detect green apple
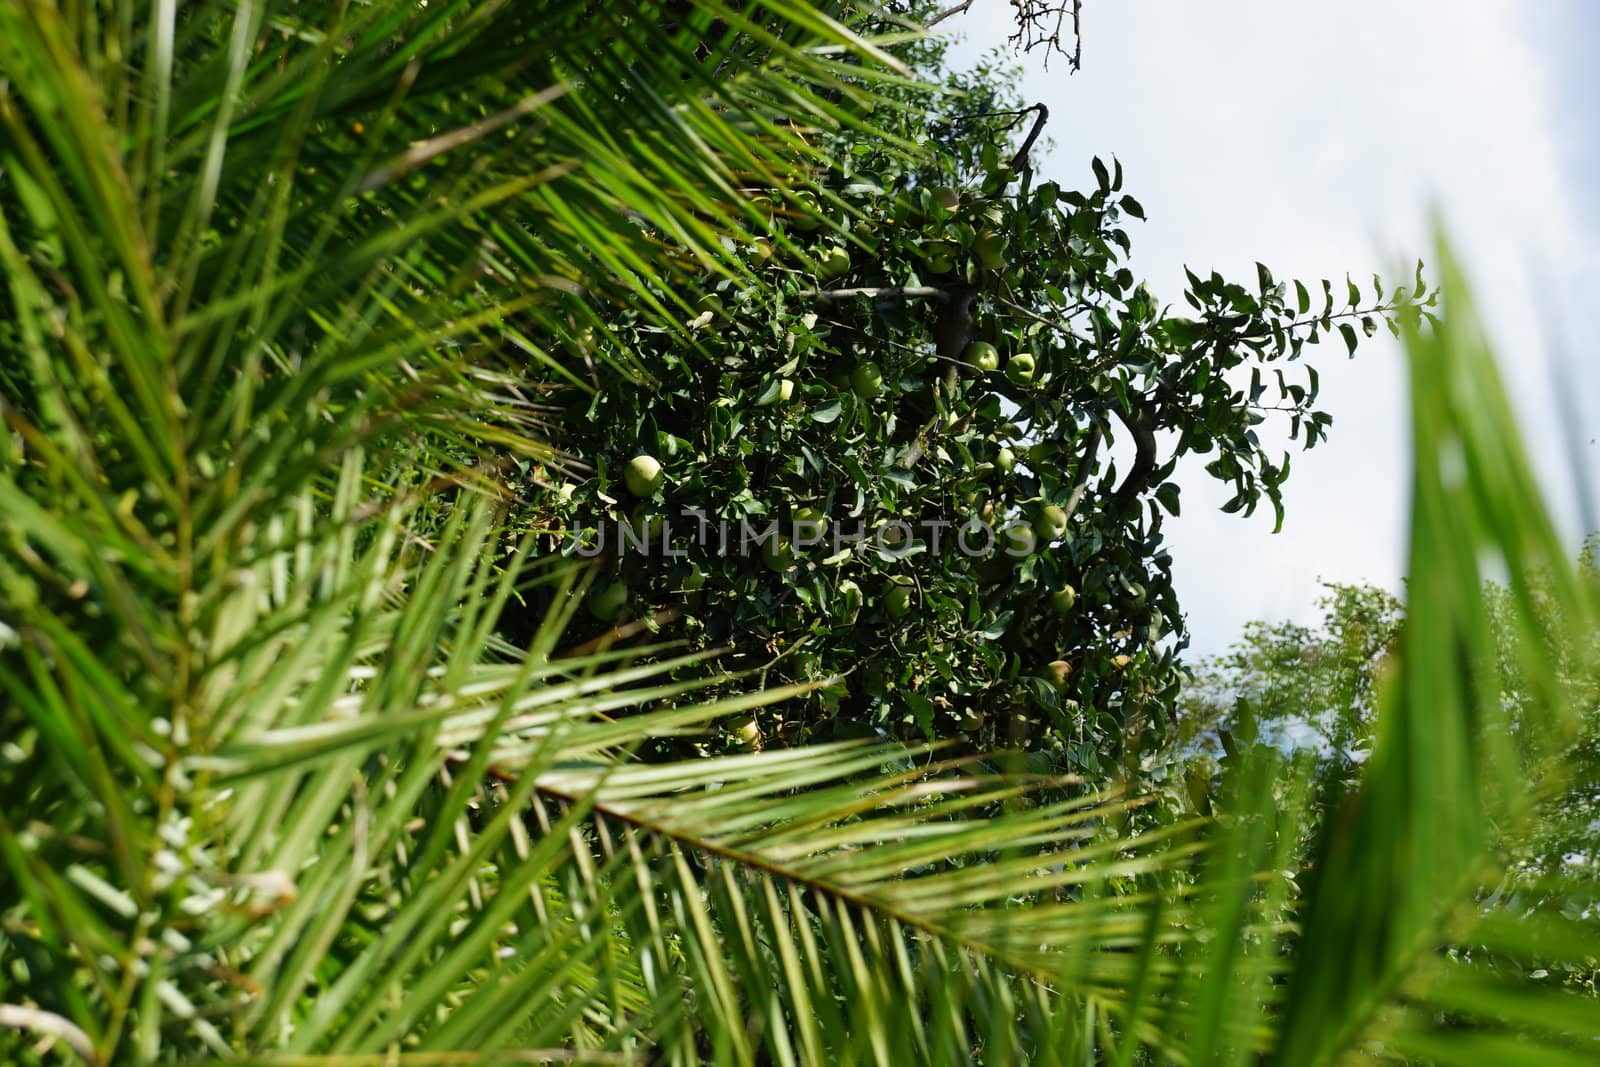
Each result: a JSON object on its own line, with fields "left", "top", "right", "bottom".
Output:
{"left": 994, "top": 447, "right": 1016, "bottom": 474}
{"left": 1126, "top": 582, "right": 1147, "bottom": 608}
{"left": 1049, "top": 585, "right": 1078, "bottom": 615}
{"left": 962, "top": 341, "right": 1000, "bottom": 372}
{"left": 628, "top": 506, "right": 665, "bottom": 542}
{"left": 761, "top": 537, "right": 796, "bottom": 573}
{"left": 817, "top": 243, "right": 851, "bottom": 281}
{"left": 884, "top": 581, "right": 913, "bottom": 618}
{"left": 1027, "top": 442, "right": 1055, "bottom": 467}
{"left": 622, "top": 453, "right": 663, "bottom": 497}
{"left": 793, "top": 506, "right": 829, "bottom": 540}
{"left": 1032, "top": 505, "right": 1069, "bottom": 542}
{"left": 791, "top": 192, "right": 823, "bottom": 231}
{"left": 923, "top": 239, "right": 956, "bottom": 274}
{"left": 587, "top": 581, "right": 629, "bottom": 622}
{"left": 791, "top": 650, "right": 822, "bottom": 677}
{"left": 929, "top": 185, "right": 961, "bottom": 210}
{"left": 1001, "top": 522, "right": 1035, "bottom": 557}
{"left": 850, "top": 361, "right": 885, "bottom": 399}
{"left": 681, "top": 563, "right": 708, "bottom": 591}
{"left": 1041, "top": 659, "right": 1073, "bottom": 691}
{"left": 1004, "top": 353, "right": 1036, "bottom": 386}
{"left": 974, "top": 230, "right": 1009, "bottom": 269}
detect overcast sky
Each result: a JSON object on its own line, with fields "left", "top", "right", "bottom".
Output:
{"left": 945, "top": 0, "right": 1600, "bottom": 655}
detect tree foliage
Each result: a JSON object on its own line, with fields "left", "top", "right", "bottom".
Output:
{"left": 1180, "top": 582, "right": 1405, "bottom": 770}
{"left": 526, "top": 32, "right": 1431, "bottom": 767}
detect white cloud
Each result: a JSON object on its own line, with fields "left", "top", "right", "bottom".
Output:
{"left": 947, "top": 0, "right": 1600, "bottom": 653}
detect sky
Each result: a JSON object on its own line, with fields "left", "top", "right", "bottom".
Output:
{"left": 944, "top": 0, "right": 1600, "bottom": 655}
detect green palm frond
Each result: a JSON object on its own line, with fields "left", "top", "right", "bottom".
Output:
{"left": 0, "top": 2, "right": 948, "bottom": 1061}
{"left": 1262, "top": 247, "right": 1600, "bottom": 1066}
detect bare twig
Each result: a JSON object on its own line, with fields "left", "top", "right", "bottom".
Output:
{"left": 1008, "top": 0, "right": 1084, "bottom": 71}
{"left": 992, "top": 295, "right": 1092, "bottom": 346}
{"left": 925, "top": 0, "right": 977, "bottom": 28}
{"left": 898, "top": 363, "right": 965, "bottom": 471}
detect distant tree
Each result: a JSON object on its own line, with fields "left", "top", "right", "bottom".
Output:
{"left": 1180, "top": 545, "right": 1600, "bottom": 868}
{"left": 1179, "top": 582, "right": 1404, "bottom": 770}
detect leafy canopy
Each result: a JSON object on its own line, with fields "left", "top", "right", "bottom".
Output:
{"left": 530, "top": 34, "right": 1431, "bottom": 767}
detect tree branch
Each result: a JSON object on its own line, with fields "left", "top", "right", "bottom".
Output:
{"left": 898, "top": 363, "right": 964, "bottom": 471}
{"left": 925, "top": 0, "right": 977, "bottom": 28}
{"left": 1111, "top": 407, "right": 1157, "bottom": 511}
{"left": 1009, "top": 104, "right": 1050, "bottom": 173}
{"left": 901, "top": 285, "right": 979, "bottom": 470}
{"left": 801, "top": 286, "right": 950, "bottom": 303}
{"left": 1060, "top": 425, "right": 1103, "bottom": 525}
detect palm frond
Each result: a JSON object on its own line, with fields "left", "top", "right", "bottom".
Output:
{"left": 1264, "top": 245, "right": 1599, "bottom": 1066}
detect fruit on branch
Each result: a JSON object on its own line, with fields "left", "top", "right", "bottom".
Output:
{"left": 1041, "top": 659, "right": 1073, "bottom": 691}
{"left": 975, "top": 230, "right": 1009, "bottom": 269}
{"left": 1004, "top": 352, "right": 1036, "bottom": 386}
{"left": 963, "top": 340, "right": 1000, "bottom": 372}
{"left": 923, "top": 239, "right": 957, "bottom": 274}
{"left": 1032, "top": 505, "right": 1069, "bottom": 543}
{"left": 850, "top": 361, "right": 885, "bottom": 399}
{"left": 588, "top": 581, "right": 630, "bottom": 622}
{"left": 817, "top": 243, "right": 851, "bottom": 281}
{"left": 762, "top": 537, "right": 797, "bottom": 574}
{"left": 623, "top": 454, "right": 664, "bottom": 497}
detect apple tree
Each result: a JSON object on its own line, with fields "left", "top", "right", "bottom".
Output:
{"left": 515, "top": 42, "right": 1430, "bottom": 771}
